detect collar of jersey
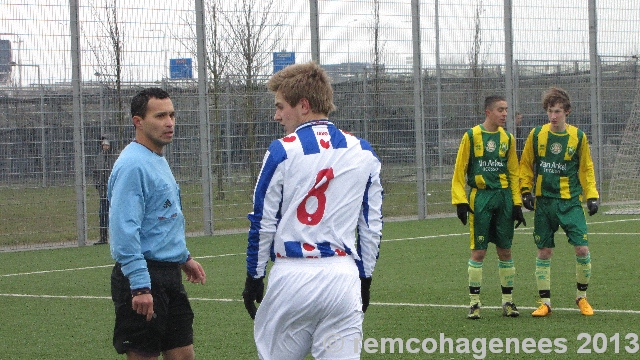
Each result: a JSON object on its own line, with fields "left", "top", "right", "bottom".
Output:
{"left": 295, "top": 119, "right": 333, "bottom": 131}
{"left": 132, "top": 140, "right": 164, "bottom": 157}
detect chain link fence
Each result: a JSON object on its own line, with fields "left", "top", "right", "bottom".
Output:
{"left": 1, "top": 0, "right": 638, "bottom": 249}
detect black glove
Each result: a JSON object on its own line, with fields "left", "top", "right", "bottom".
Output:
{"left": 587, "top": 198, "right": 598, "bottom": 216}
{"left": 512, "top": 205, "right": 526, "bottom": 229}
{"left": 242, "top": 274, "right": 264, "bottom": 320}
{"left": 522, "top": 193, "right": 535, "bottom": 211}
{"left": 360, "top": 277, "right": 372, "bottom": 313}
{"left": 456, "top": 203, "right": 474, "bottom": 225}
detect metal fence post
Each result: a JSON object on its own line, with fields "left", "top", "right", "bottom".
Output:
{"left": 195, "top": 0, "right": 213, "bottom": 235}
{"left": 589, "top": 0, "right": 603, "bottom": 189}
{"left": 69, "top": 0, "right": 87, "bottom": 246}
{"left": 411, "top": 0, "right": 426, "bottom": 218}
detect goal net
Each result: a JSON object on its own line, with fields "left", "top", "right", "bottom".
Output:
{"left": 605, "top": 77, "right": 640, "bottom": 215}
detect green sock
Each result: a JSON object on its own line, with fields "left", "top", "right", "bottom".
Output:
{"left": 468, "top": 260, "right": 483, "bottom": 306}
{"left": 536, "top": 258, "right": 551, "bottom": 305}
{"left": 499, "top": 259, "right": 515, "bottom": 304}
{"left": 576, "top": 253, "right": 591, "bottom": 299}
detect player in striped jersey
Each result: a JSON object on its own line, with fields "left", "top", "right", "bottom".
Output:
{"left": 520, "top": 87, "right": 599, "bottom": 317}
{"left": 452, "top": 95, "right": 526, "bottom": 319}
{"left": 242, "top": 61, "right": 383, "bottom": 359}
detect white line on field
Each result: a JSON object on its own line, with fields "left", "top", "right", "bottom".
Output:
{"left": 1, "top": 293, "right": 111, "bottom": 299}
{"left": 381, "top": 233, "right": 469, "bottom": 242}
{"left": 3, "top": 220, "right": 640, "bottom": 277}
{"left": 1, "top": 293, "right": 639, "bottom": 314}
{"left": 194, "top": 253, "right": 244, "bottom": 260}
{"left": 369, "top": 302, "right": 640, "bottom": 314}
{"left": 0, "top": 264, "right": 114, "bottom": 277}
{"left": 0, "top": 234, "right": 482, "bottom": 277}
{"left": 588, "top": 218, "right": 640, "bottom": 225}
{"left": 0, "top": 253, "right": 244, "bottom": 277}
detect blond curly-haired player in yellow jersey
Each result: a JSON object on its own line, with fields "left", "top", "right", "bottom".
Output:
{"left": 520, "top": 87, "right": 599, "bottom": 317}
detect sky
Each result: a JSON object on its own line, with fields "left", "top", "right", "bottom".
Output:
{"left": 1, "top": 0, "right": 638, "bottom": 84}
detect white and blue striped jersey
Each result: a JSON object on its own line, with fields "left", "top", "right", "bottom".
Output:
{"left": 247, "top": 120, "right": 384, "bottom": 279}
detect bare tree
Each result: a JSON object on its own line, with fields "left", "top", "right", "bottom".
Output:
{"left": 469, "top": 0, "right": 485, "bottom": 116}
{"left": 371, "top": 0, "right": 385, "bottom": 88}
{"left": 86, "top": 0, "right": 126, "bottom": 145}
{"left": 223, "top": 0, "right": 281, "bottom": 181}
{"left": 205, "top": 0, "right": 230, "bottom": 200}
{"left": 172, "top": 0, "right": 231, "bottom": 199}
{"left": 369, "top": 0, "right": 386, "bottom": 153}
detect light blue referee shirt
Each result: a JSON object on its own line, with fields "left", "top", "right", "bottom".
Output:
{"left": 108, "top": 141, "right": 190, "bottom": 291}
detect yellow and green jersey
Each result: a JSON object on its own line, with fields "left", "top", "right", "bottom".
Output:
{"left": 451, "top": 125, "right": 521, "bottom": 206}
{"left": 519, "top": 123, "right": 599, "bottom": 200}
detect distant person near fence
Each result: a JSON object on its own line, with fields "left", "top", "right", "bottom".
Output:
{"left": 93, "top": 134, "right": 115, "bottom": 245}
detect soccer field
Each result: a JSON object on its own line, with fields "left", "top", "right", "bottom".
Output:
{"left": 1, "top": 214, "right": 639, "bottom": 359}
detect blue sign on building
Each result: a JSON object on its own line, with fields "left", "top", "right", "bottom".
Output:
{"left": 273, "top": 52, "right": 295, "bottom": 73}
{"left": 170, "top": 58, "right": 193, "bottom": 79}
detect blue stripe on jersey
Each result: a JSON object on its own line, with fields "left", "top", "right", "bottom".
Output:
{"left": 246, "top": 140, "right": 287, "bottom": 277}
{"left": 355, "top": 174, "right": 378, "bottom": 278}
{"left": 362, "top": 175, "right": 373, "bottom": 226}
{"left": 316, "top": 241, "right": 335, "bottom": 257}
{"left": 355, "top": 178, "right": 370, "bottom": 277}
{"left": 254, "top": 140, "right": 287, "bottom": 213}
{"left": 284, "top": 241, "right": 303, "bottom": 257}
{"left": 343, "top": 242, "right": 353, "bottom": 255}
{"left": 283, "top": 241, "right": 337, "bottom": 257}
{"left": 298, "top": 126, "right": 320, "bottom": 155}
{"left": 328, "top": 125, "right": 347, "bottom": 148}
{"left": 246, "top": 213, "right": 262, "bottom": 276}
{"left": 359, "top": 138, "right": 380, "bottom": 160}
{"left": 355, "top": 230, "right": 365, "bottom": 277}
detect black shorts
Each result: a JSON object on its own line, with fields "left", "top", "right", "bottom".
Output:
{"left": 111, "top": 260, "right": 194, "bottom": 356}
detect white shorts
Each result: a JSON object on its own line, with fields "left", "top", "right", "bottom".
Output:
{"left": 254, "top": 256, "right": 364, "bottom": 360}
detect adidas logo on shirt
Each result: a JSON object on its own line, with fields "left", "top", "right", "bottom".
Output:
{"left": 163, "top": 199, "right": 172, "bottom": 208}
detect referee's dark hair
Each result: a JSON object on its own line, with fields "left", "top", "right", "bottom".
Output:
{"left": 131, "top": 87, "right": 171, "bottom": 118}
{"left": 484, "top": 95, "right": 506, "bottom": 111}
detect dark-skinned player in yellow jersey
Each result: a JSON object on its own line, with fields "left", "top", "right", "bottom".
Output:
{"left": 452, "top": 95, "right": 526, "bottom": 319}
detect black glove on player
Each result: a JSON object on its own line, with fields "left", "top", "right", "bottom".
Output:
{"left": 360, "top": 277, "right": 372, "bottom": 313}
{"left": 522, "top": 193, "right": 535, "bottom": 211}
{"left": 512, "top": 205, "right": 527, "bottom": 229}
{"left": 242, "top": 274, "right": 264, "bottom": 320}
{"left": 456, "top": 203, "right": 474, "bottom": 225}
{"left": 587, "top": 198, "right": 598, "bottom": 216}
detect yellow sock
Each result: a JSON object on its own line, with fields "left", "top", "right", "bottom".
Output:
{"left": 499, "top": 259, "right": 515, "bottom": 304}
{"left": 536, "top": 258, "right": 551, "bottom": 305}
{"left": 576, "top": 253, "right": 591, "bottom": 299}
{"left": 468, "top": 260, "right": 483, "bottom": 306}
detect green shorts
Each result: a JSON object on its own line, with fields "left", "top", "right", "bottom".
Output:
{"left": 469, "top": 188, "right": 514, "bottom": 250}
{"left": 532, "top": 197, "right": 589, "bottom": 249}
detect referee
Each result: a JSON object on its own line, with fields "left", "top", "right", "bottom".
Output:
{"left": 108, "top": 88, "right": 206, "bottom": 359}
